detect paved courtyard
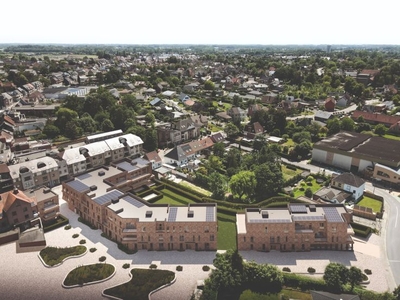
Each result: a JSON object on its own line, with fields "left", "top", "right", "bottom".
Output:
{"left": 0, "top": 185, "right": 395, "bottom": 300}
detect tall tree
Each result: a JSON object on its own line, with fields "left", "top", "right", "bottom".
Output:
{"left": 348, "top": 266, "right": 363, "bottom": 291}
{"left": 229, "top": 170, "right": 256, "bottom": 201}
{"left": 209, "top": 172, "right": 226, "bottom": 200}
{"left": 323, "top": 262, "right": 349, "bottom": 292}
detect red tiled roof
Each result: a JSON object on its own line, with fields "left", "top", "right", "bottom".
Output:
{"left": 0, "top": 190, "right": 35, "bottom": 212}
{"left": 352, "top": 111, "right": 400, "bottom": 126}
{"left": 3, "top": 115, "right": 15, "bottom": 126}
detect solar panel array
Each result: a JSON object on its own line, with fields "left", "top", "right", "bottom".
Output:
{"left": 290, "top": 205, "right": 308, "bottom": 213}
{"left": 206, "top": 206, "right": 215, "bottom": 222}
{"left": 323, "top": 207, "right": 344, "bottom": 223}
{"left": 168, "top": 207, "right": 178, "bottom": 222}
{"left": 93, "top": 190, "right": 123, "bottom": 205}
{"left": 123, "top": 195, "right": 145, "bottom": 208}
{"left": 249, "top": 219, "right": 291, "bottom": 223}
{"left": 292, "top": 215, "right": 325, "bottom": 221}
{"left": 66, "top": 180, "right": 89, "bottom": 193}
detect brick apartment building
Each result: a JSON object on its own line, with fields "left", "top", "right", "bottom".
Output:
{"left": 236, "top": 203, "right": 354, "bottom": 252}
{"left": 62, "top": 157, "right": 217, "bottom": 251}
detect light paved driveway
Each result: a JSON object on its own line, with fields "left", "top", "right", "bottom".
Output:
{"left": 0, "top": 185, "right": 395, "bottom": 300}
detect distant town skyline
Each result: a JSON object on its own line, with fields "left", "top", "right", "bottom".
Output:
{"left": 3, "top": 0, "right": 400, "bottom": 45}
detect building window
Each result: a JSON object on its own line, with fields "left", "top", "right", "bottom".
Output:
{"left": 23, "top": 207, "right": 28, "bottom": 212}
{"left": 12, "top": 211, "right": 17, "bottom": 216}
{"left": 320, "top": 223, "right": 324, "bottom": 229}
{"left": 250, "top": 236, "right": 254, "bottom": 243}
{"left": 210, "top": 235, "right": 214, "bottom": 241}
{"left": 25, "top": 214, "right": 29, "bottom": 219}
{"left": 179, "top": 235, "right": 184, "bottom": 241}
{"left": 270, "top": 237, "right": 275, "bottom": 243}
{"left": 243, "top": 237, "right": 246, "bottom": 242}
{"left": 265, "top": 227, "right": 268, "bottom": 233}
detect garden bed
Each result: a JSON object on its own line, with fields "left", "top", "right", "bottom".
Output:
{"left": 63, "top": 263, "right": 115, "bottom": 287}
{"left": 103, "top": 268, "right": 175, "bottom": 300}
{"left": 39, "top": 245, "right": 87, "bottom": 267}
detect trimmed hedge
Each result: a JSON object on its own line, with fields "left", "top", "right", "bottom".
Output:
{"left": 283, "top": 272, "right": 326, "bottom": 291}
{"left": 159, "top": 178, "right": 207, "bottom": 199}
{"left": 43, "top": 214, "right": 69, "bottom": 233}
{"left": 350, "top": 222, "right": 372, "bottom": 238}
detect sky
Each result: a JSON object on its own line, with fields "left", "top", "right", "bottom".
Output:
{"left": 2, "top": 0, "right": 400, "bottom": 45}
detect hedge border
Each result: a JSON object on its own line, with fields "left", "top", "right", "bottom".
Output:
{"left": 43, "top": 214, "right": 69, "bottom": 233}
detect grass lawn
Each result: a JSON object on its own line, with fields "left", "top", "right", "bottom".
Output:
{"left": 217, "top": 212, "right": 237, "bottom": 250}
{"left": 383, "top": 134, "right": 400, "bottom": 141}
{"left": 153, "top": 188, "right": 196, "bottom": 206}
{"left": 208, "top": 123, "right": 224, "bottom": 132}
{"left": 239, "top": 289, "right": 312, "bottom": 300}
{"left": 293, "top": 179, "right": 322, "bottom": 198}
{"left": 281, "top": 165, "right": 303, "bottom": 181}
{"left": 103, "top": 269, "right": 175, "bottom": 300}
{"left": 357, "top": 196, "right": 383, "bottom": 213}
{"left": 179, "top": 181, "right": 212, "bottom": 197}
{"left": 40, "top": 246, "right": 86, "bottom": 266}
{"left": 63, "top": 263, "right": 115, "bottom": 286}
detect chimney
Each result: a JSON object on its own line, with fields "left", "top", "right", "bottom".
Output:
{"left": 13, "top": 187, "right": 18, "bottom": 194}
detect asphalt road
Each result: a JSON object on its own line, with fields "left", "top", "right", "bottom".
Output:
{"left": 368, "top": 183, "right": 400, "bottom": 286}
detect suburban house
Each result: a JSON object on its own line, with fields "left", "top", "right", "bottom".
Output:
{"left": 178, "top": 93, "right": 190, "bottom": 103}
{"left": 0, "top": 188, "right": 37, "bottom": 232}
{"left": 314, "top": 111, "right": 334, "bottom": 123}
{"left": 236, "top": 203, "right": 354, "bottom": 252}
{"left": 312, "top": 131, "right": 400, "bottom": 172}
{"left": 331, "top": 173, "right": 365, "bottom": 201}
{"left": 227, "top": 107, "right": 247, "bottom": 122}
{"left": 336, "top": 94, "right": 352, "bottom": 107}
{"left": 324, "top": 97, "right": 336, "bottom": 112}
{"left": 144, "top": 151, "right": 163, "bottom": 170}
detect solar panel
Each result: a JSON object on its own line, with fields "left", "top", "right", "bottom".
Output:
{"left": 249, "top": 219, "right": 291, "bottom": 223}
{"left": 94, "top": 190, "right": 123, "bottom": 205}
{"left": 292, "top": 215, "right": 325, "bottom": 221}
{"left": 206, "top": 206, "right": 215, "bottom": 222}
{"left": 290, "top": 204, "right": 308, "bottom": 213}
{"left": 168, "top": 207, "right": 178, "bottom": 222}
{"left": 117, "top": 161, "right": 137, "bottom": 172}
{"left": 123, "top": 195, "right": 145, "bottom": 208}
{"left": 66, "top": 180, "right": 89, "bottom": 193}
{"left": 323, "top": 207, "right": 344, "bottom": 223}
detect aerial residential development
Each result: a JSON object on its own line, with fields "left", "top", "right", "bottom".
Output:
{"left": 1, "top": 42, "right": 400, "bottom": 300}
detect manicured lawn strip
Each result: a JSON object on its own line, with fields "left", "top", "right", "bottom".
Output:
{"left": 154, "top": 188, "right": 196, "bottom": 205}
{"left": 281, "top": 165, "right": 303, "bottom": 181}
{"left": 383, "top": 134, "right": 400, "bottom": 141}
{"left": 293, "top": 179, "right": 322, "bottom": 198}
{"left": 63, "top": 263, "right": 115, "bottom": 286}
{"left": 240, "top": 289, "right": 312, "bottom": 300}
{"left": 179, "top": 181, "right": 212, "bottom": 197}
{"left": 40, "top": 246, "right": 86, "bottom": 266}
{"left": 357, "top": 196, "right": 382, "bottom": 213}
{"left": 103, "top": 269, "right": 175, "bottom": 300}
{"left": 217, "top": 212, "right": 237, "bottom": 250}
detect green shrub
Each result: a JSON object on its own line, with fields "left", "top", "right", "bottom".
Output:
{"left": 306, "top": 175, "right": 314, "bottom": 182}
{"left": 283, "top": 273, "right": 326, "bottom": 291}
{"left": 64, "top": 225, "right": 71, "bottom": 230}
{"left": 202, "top": 265, "right": 210, "bottom": 272}
{"left": 308, "top": 267, "right": 316, "bottom": 273}
{"left": 90, "top": 248, "right": 97, "bottom": 253}
{"left": 72, "top": 233, "right": 79, "bottom": 238}
{"left": 99, "top": 256, "right": 107, "bottom": 262}
{"left": 176, "top": 265, "right": 183, "bottom": 271}
{"left": 123, "top": 263, "right": 130, "bottom": 269}
{"left": 43, "top": 214, "right": 69, "bottom": 233}
{"left": 149, "top": 264, "right": 158, "bottom": 269}
{"left": 299, "top": 187, "right": 305, "bottom": 192}
{"left": 282, "top": 267, "right": 291, "bottom": 272}
{"left": 79, "top": 239, "right": 86, "bottom": 244}
{"left": 40, "top": 246, "right": 86, "bottom": 266}
{"left": 63, "top": 263, "right": 115, "bottom": 286}
{"left": 78, "top": 217, "right": 97, "bottom": 230}
{"left": 361, "top": 273, "right": 368, "bottom": 281}
{"left": 364, "top": 269, "right": 372, "bottom": 275}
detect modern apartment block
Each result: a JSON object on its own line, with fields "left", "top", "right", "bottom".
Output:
{"left": 62, "top": 157, "right": 218, "bottom": 251}
{"left": 30, "top": 187, "right": 59, "bottom": 223}
{"left": 236, "top": 203, "right": 354, "bottom": 252}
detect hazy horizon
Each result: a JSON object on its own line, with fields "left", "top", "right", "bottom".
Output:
{"left": 4, "top": 0, "right": 400, "bottom": 45}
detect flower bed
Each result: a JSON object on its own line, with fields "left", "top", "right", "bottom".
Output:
{"left": 63, "top": 263, "right": 115, "bottom": 287}
{"left": 39, "top": 246, "right": 87, "bottom": 267}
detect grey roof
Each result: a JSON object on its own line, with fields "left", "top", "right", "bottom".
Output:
{"left": 333, "top": 172, "right": 365, "bottom": 187}
{"left": 314, "top": 110, "right": 333, "bottom": 120}
{"left": 323, "top": 206, "right": 344, "bottom": 223}
{"left": 164, "top": 147, "right": 187, "bottom": 161}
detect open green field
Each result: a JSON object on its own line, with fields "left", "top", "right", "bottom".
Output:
{"left": 239, "top": 289, "right": 312, "bottom": 300}
{"left": 357, "top": 196, "right": 383, "bottom": 213}
{"left": 293, "top": 179, "right": 322, "bottom": 198}
{"left": 153, "top": 186, "right": 237, "bottom": 250}
{"left": 281, "top": 165, "right": 303, "bottom": 181}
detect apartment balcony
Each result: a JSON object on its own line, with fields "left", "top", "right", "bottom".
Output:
{"left": 42, "top": 211, "right": 57, "bottom": 220}
{"left": 314, "top": 237, "right": 328, "bottom": 242}
{"left": 295, "top": 227, "right": 313, "bottom": 233}
{"left": 122, "top": 236, "right": 137, "bottom": 242}
{"left": 43, "top": 203, "right": 58, "bottom": 213}
{"left": 123, "top": 228, "right": 137, "bottom": 233}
